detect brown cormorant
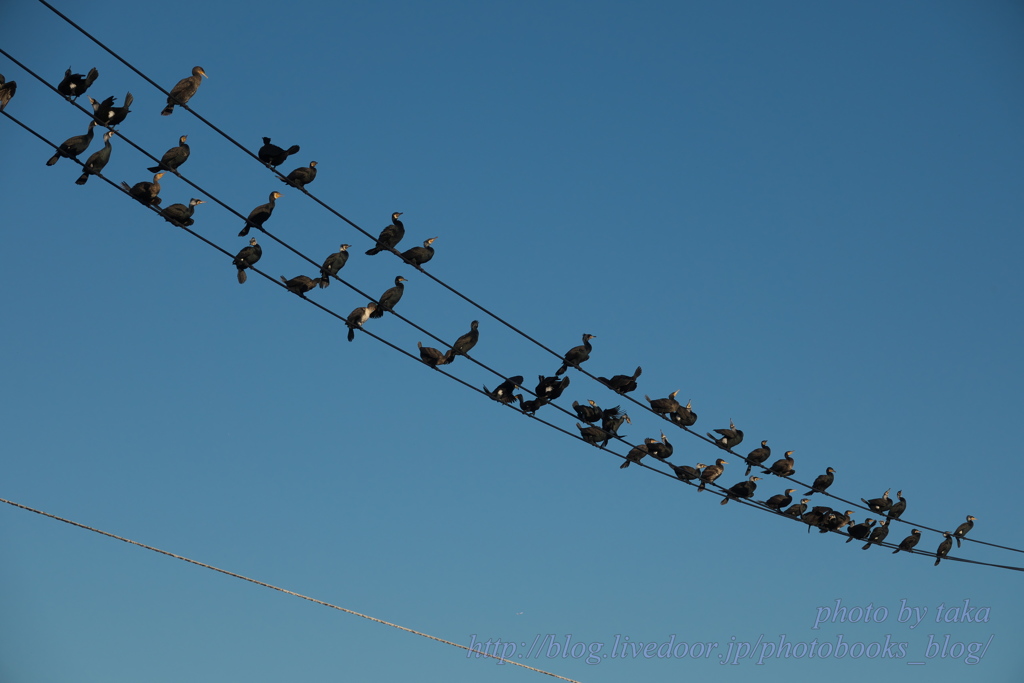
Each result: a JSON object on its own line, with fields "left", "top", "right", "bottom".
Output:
{"left": 645, "top": 390, "right": 681, "bottom": 417}
{"left": 281, "top": 161, "right": 317, "bottom": 190}
{"left": 572, "top": 400, "right": 601, "bottom": 423}
{"left": 485, "top": 376, "right": 523, "bottom": 404}
{"left": 845, "top": 519, "right": 875, "bottom": 543}
{"left": 598, "top": 366, "right": 642, "bottom": 395}
{"left": 280, "top": 274, "right": 322, "bottom": 296}
{"left": 161, "top": 66, "right": 207, "bottom": 115}
{"left": 75, "top": 130, "right": 114, "bottom": 185}
{"left": 536, "top": 375, "right": 570, "bottom": 401}
{"left": 258, "top": 137, "right": 300, "bottom": 168}
{"left": 708, "top": 420, "right": 744, "bottom": 450}
{"left": 576, "top": 423, "right": 611, "bottom": 448}
{"left": 763, "top": 488, "right": 796, "bottom": 511}
{"left": 161, "top": 198, "right": 205, "bottom": 228}
{"left": 369, "top": 276, "right": 407, "bottom": 318}
{"left": 953, "top": 515, "right": 976, "bottom": 548}
{"left": 232, "top": 237, "right": 261, "bottom": 283}
{"left": 934, "top": 532, "right": 953, "bottom": 566}
{"left": 783, "top": 498, "right": 810, "bottom": 519}
{"left": 88, "top": 92, "right": 132, "bottom": 127}
{"left": 366, "top": 212, "right": 406, "bottom": 255}
{"left": 148, "top": 135, "right": 190, "bottom": 175}
{"left": 120, "top": 172, "right": 165, "bottom": 206}
{"left": 861, "top": 519, "right": 890, "bottom": 550}
{"left": 698, "top": 459, "right": 727, "bottom": 492}
{"left": 443, "top": 320, "right": 479, "bottom": 364}
{"left": 346, "top": 303, "right": 377, "bottom": 341}
{"left": 57, "top": 67, "right": 98, "bottom": 100}
{"left": 887, "top": 490, "right": 907, "bottom": 520}
{"left": 805, "top": 467, "right": 836, "bottom": 496}
{"left": 670, "top": 400, "right": 698, "bottom": 427}
{"left": 239, "top": 191, "right": 283, "bottom": 236}
{"left": 46, "top": 120, "right": 97, "bottom": 166}
{"left": 721, "top": 476, "right": 761, "bottom": 505}
{"left": 861, "top": 489, "right": 893, "bottom": 514}
{"left": 318, "top": 244, "right": 351, "bottom": 288}
{"left": 763, "top": 451, "right": 796, "bottom": 477}
{"left": 669, "top": 462, "right": 704, "bottom": 482}
{"left": 620, "top": 440, "right": 653, "bottom": 469}
{"left": 892, "top": 529, "right": 921, "bottom": 554}
{"left": 744, "top": 440, "right": 770, "bottom": 476}
{"left": 556, "top": 334, "right": 596, "bottom": 375}
{"left": 417, "top": 341, "right": 447, "bottom": 368}
{"left": 401, "top": 237, "right": 437, "bottom": 268}
{"left": 0, "top": 74, "right": 17, "bottom": 111}
{"left": 646, "top": 431, "right": 673, "bottom": 460}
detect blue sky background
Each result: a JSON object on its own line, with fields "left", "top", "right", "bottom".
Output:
{"left": 2, "top": 1, "right": 1023, "bottom": 681}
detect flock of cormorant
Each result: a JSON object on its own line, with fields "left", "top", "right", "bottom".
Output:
{"left": 2, "top": 62, "right": 982, "bottom": 569}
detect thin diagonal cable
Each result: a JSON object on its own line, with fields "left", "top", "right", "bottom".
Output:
{"left": 0, "top": 497, "right": 587, "bottom": 682}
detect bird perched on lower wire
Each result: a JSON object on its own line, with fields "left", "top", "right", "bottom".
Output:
{"left": 280, "top": 275, "right": 322, "bottom": 296}
{"left": 240, "top": 191, "right": 283, "bottom": 236}
{"left": 934, "top": 532, "right": 954, "bottom": 566}
{"left": 258, "top": 137, "right": 300, "bottom": 168}
{"left": 577, "top": 423, "right": 611, "bottom": 448}
{"left": 161, "top": 66, "right": 207, "bottom": 115}
{"left": 892, "top": 529, "right": 921, "bottom": 555}
{"left": 75, "top": 130, "right": 115, "bottom": 185}
{"left": 620, "top": 440, "right": 653, "bottom": 469}
{"left": 953, "top": 515, "right": 976, "bottom": 548}
{"left": 0, "top": 74, "right": 16, "bottom": 112}
{"left": 805, "top": 467, "right": 836, "bottom": 496}
{"left": 861, "top": 519, "right": 889, "bottom": 550}
{"left": 536, "top": 375, "right": 570, "bottom": 401}
{"left": 783, "top": 499, "right": 809, "bottom": 519}
{"left": 484, "top": 376, "right": 523, "bottom": 405}
{"left": 57, "top": 66, "right": 99, "bottom": 100}
{"left": 281, "top": 161, "right": 317, "bottom": 190}
{"left": 369, "top": 276, "right": 407, "bottom": 318}
{"left": 366, "top": 212, "right": 405, "bottom": 255}
{"left": 763, "top": 488, "right": 796, "bottom": 511}
{"left": 721, "top": 476, "right": 761, "bottom": 505}
{"left": 417, "top": 341, "right": 447, "bottom": 368}
{"left": 556, "top": 333, "right": 596, "bottom": 375}
{"left": 669, "top": 462, "right": 704, "bottom": 482}
{"left": 698, "top": 459, "right": 727, "bottom": 492}
{"left": 46, "top": 120, "right": 97, "bottom": 166}
{"left": 160, "top": 198, "right": 205, "bottom": 228}
{"left": 444, "top": 320, "right": 479, "bottom": 364}
{"left": 708, "top": 420, "right": 744, "bottom": 450}
{"left": 346, "top": 303, "right": 377, "bottom": 341}
{"left": 743, "top": 440, "right": 770, "bottom": 476}
{"left": 401, "top": 237, "right": 437, "bottom": 269}
{"left": 845, "top": 519, "right": 876, "bottom": 543}
{"left": 120, "top": 172, "right": 165, "bottom": 206}
{"left": 318, "top": 244, "right": 351, "bottom": 288}
{"left": 232, "top": 238, "right": 262, "bottom": 283}
{"left": 148, "top": 135, "right": 190, "bottom": 175}
{"left": 517, "top": 395, "right": 548, "bottom": 415}
{"left": 671, "top": 400, "right": 698, "bottom": 427}
{"left": 599, "top": 366, "right": 642, "bottom": 395}
{"left": 88, "top": 92, "right": 132, "bottom": 127}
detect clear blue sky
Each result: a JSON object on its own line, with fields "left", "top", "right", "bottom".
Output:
{"left": 2, "top": 1, "right": 1023, "bottom": 682}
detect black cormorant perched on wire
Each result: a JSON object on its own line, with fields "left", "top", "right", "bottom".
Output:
{"left": 861, "top": 519, "right": 889, "bottom": 550}
{"left": 763, "top": 488, "right": 796, "bottom": 511}
{"left": 148, "top": 135, "right": 190, "bottom": 175}
{"left": 744, "top": 440, "right": 770, "bottom": 476}
{"left": 934, "top": 532, "right": 953, "bottom": 566}
{"left": 647, "top": 431, "right": 673, "bottom": 460}
{"left": 645, "top": 390, "right": 681, "bottom": 417}
{"left": 160, "top": 198, "right": 205, "bottom": 228}
{"left": 88, "top": 92, "right": 132, "bottom": 127}
{"left": 401, "top": 237, "right": 437, "bottom": 268}
{"left": 417, "top": 341, "right": 447, "bottom": 368}
{"left": 556, "top": 334, "right": 596, "bottom": 375}
{"left": 620, "top": 440, "right": 653, "bottom": 469}
{"left": 671, "top": 400, "right": 698, "bottom": 427}
{"left": 845, "top": 519, "right": 875, "bottom": 543}
{"left": 576, "top": 423, "right": 611, "bottom": 448}
{"left": 784, "top": 499, "right": 810, "bottom": 519}
{"left": 366, "top": 213, "right": 406, "bottom": 256}
{"left": 536, "top": 375, "right": 570, "bottom": 401}
{"left": 892, "top": 529, "right": 921, "bottom": 555}
{"left": 120, "top": 172, "right": 165, "bottom": 206}
{"left": 280, "top": 274, "right": 322, "bottom": 296}
{"left": 698, "top": 459, "right": 727, "bottom": 492}
{"left": 57, "top": 66, "right": 99, "bottom": 100}
{"left": 517, "top": 395, "right": 548, "bottom": 415}
{"left": 0, "top": 74, "right": 17, "bottom": 111}
{"left": 861, "top": 489, "right": 893, "bottom": 514}
{"left": 801, "top": 506, "right": 831, "bottom": 532}
{"left": 601, "top": 407, "right": 630, "bottom": 436}
{"left": 805, "top": 467, "right": 836, "bottom": 496}
{"left": 887, "top": 490, "right": 907, "bottom": 520}
{"left": 258, "top": 137, "right": 300, "bottom": 168}
{"left": 239, "top": 191, "right": 283, "bottom": 236}
{"left": 369, "top": 276, "right": 407, "bottom": 318}
{"left": 484, "top": 376, "right": 523, "bottom": 405}
{"left": 669, "top": 462, "right": 704, "bottom": 482}
{"left": 161, "top": 66, "right": 207, "bottom": 115}
{"left": 75, "top": 130, "right": 114, "bottom": 185}
{"left": 721, "top": 476, "right": 760, "bottom": 505}
{"left": 318, "top": 244, "right": 351, "bottom": 288}
{"left": 572, "top": 400, "right": 601, "bottom": 423}
{"left": 953, "top": 515, "right": 976, "bottom": 548}
{"left": 346, "top": 303, "right": 377, "bottom": 341}
{"left": 599, "top": 366, "right": 642, "bottom": 395}
{"left": 444, "top": 320, "right": 479, "bottom": 364}
{"left": 708, "top": 420, "right": 744, "bottom": 450}
{"left": 232, "top": 238, "right": 261, "bottom": 283}
{"left": 818, "top": 509, "right": 854, "bottom": 534}
{"left": 46, "top": 120, "right": 97, "bottom": 166}
{"left": 281, "top": 161, "right": 318, "bottom": 190}
{"left": 763, "top": 451, "right": 795, "bottom": 477}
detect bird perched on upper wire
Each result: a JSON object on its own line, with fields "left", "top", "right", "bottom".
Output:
{"left": 120, "top": 172, "right": 165, "bottom": 206}
{"left": 645, "top": 390, "right": 681, "bottom": 418}
{"left": 861, "top": 489, "right": 893, "bottom": 514}
{"left": 763, "top": 450, "right": 795, "bottom": 477}
{"left": 892, "top": 529, "right": 921, "bottom": 555}
{"left": 401, "top": 237, "right": 437, "bottom": 269}
{"left": 805, "top": 467, "right": 836, "bottom": 496}
{"left": 598, "top": 366, "right": 642, "bottom": 395}
{"left": 258, "top": 137, "right": 300, "bottom": 168}
{"left": 281, "top": 161, "right": 318, "bottom": 190}
{"left": 708, "top": 420, "right": 743, "bottom": 450}
{"left": 280, "top": 275, "right": 322, "bottom": 296}
{"left": 160, "top": 198, "right": 205, "bottom": 228}
{"left": 232, "top": 238, "right": 261, "bottom": 283}
{"left": 953, "top": 515, "right": 976, "bottom": 548}
{"left": 556, "top": 333, "right": 596, "bottom": 375}
{"left": 417, "top": 341, "right": 447, "bottom": 368}
{"left": 743, "top": 440, "right": 770, "bottom": 476}
{"left": 0, "top": 74, "right": 17, "bottom": 111}
{"left": 57, "top": 66, "right": 98, "bottom": 100}
{"left": 88, "top": 92, "right": 132, "bottom": 127}
{"left": 162, "top": 66, "right": 207, "bottom": 115}
{"left": 670, "top": 400, "right": 698, "bottom": 427}
{"left": 366, "top": 213, "right": 405, "bottom": 256}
